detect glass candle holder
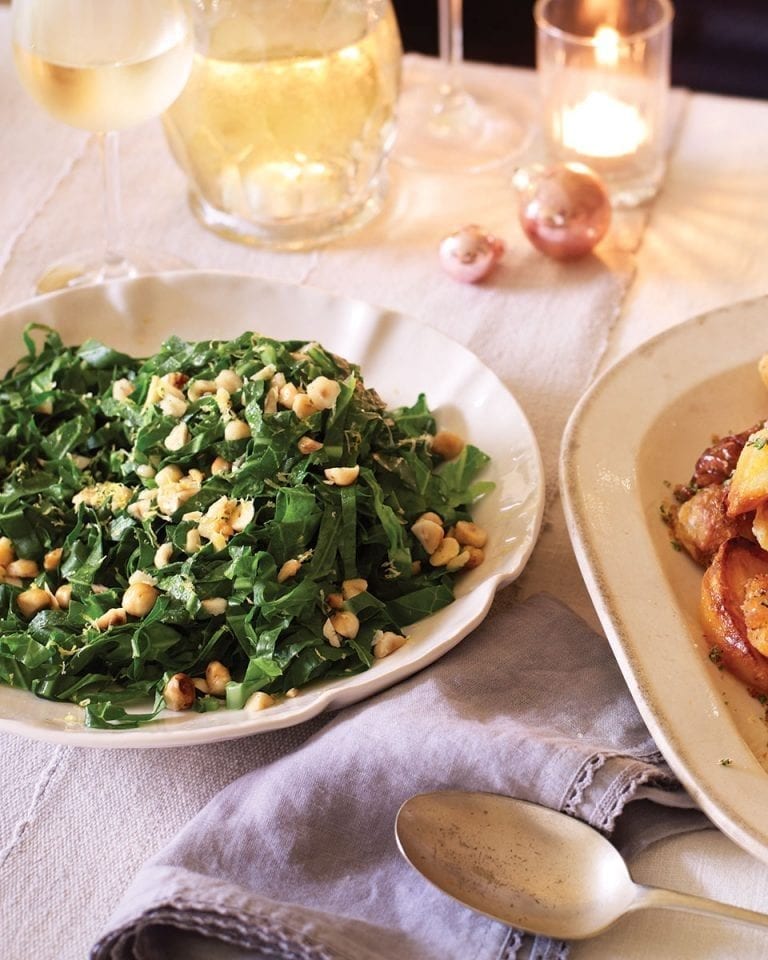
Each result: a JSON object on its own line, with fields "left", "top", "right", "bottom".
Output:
{"left": 534, "top": 0, "right": 674, "bottom": 208}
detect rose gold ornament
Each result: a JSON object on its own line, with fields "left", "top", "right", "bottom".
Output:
{"left": 439, "top": 224, "right": 505, "bottom": 283}
{"left": 516, "top": 162, "right": 611, "bottom": 260}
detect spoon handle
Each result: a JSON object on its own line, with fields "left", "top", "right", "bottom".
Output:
{"left": 635, "top": 883, "right": 768, "bottom": 931}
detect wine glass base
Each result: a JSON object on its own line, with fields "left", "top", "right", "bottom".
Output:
{"left": 393, "top": 77, "right": 533, "bottom": 175}
{"left": 35, "top": 249, "right": 191, "bottom": 295}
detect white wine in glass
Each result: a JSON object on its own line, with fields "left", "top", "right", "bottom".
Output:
{"left": 394, "top": 0, "right": 530, "bottom": 173}
{"left": 12, "top": 0, "right": 194, "bottom": 293}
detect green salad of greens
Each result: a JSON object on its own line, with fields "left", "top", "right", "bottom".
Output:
{"left": 0, "top": 325, "right": 492, "bottom": 728}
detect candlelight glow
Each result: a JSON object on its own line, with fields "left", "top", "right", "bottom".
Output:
{"left": 593, "top": 25, "right": 620, "bottom": 67}
{"left": 561, "top": 91, "right": 646, "bottom": 158}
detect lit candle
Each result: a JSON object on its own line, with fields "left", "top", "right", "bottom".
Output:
{"left": 535, "top": 0, "right": 673, "bottom": 207}
{"left": 559, "top": 25, "right": 647, "bottom": 158}
{"left": 561, "top": 90, "right": 647, "bottom": 158}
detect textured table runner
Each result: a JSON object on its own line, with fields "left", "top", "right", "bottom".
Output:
{"left": 4, "top": 18, "right": 768, "bottom": 959}
{"left": 0, "top": 18, "right": 653, "bottom": 958}
{"left": 0, "top": 49, "right": 642, "bottom": 629}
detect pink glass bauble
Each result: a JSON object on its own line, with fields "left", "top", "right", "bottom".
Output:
{"left": 439, "top": 224, "right": 505, "bottom": 283}
{"left": 517, "top": 162, "right": 611, "bottom": 260}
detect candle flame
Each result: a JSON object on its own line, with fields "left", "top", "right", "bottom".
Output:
{"left": 594, "top": 25, "right": 620, "bottom": 67}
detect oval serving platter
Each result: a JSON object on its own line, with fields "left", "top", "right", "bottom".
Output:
{"left": 561, "top": 294, "right": 768, "bottom": 864}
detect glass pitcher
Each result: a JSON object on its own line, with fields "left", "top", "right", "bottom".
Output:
{"left": 163, "top": 0, "right": 402, "bottom": 250}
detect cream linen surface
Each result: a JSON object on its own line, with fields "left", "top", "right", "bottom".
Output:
{"left": 0, "top": 44, "right": 632, "bottom": 959}
{"left": 602, "top": 89, "right": 768, "bottom": 370}
{"left": 2, "top": 10, "right": 768, "bottom": 956}
{"left": 0, "top": 52, "right": 640, "bottom": 626}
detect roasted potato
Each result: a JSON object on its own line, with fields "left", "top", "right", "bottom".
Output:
{"left": 701, "top": 537, "right": 768, "bottom": 695}
{"left": 727, "top": 426, "right": 768, "bottom": 517}
{"left": 672, "top": 484, "right": 752, "bottom": 566}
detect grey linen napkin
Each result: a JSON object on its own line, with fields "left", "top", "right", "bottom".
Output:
{"left": 91, "top": 592, "right": 708, "bottom": 960}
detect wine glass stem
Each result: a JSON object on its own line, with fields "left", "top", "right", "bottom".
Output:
{"left": 438, "top": 0, "right": 464, "bottom": 95}
{"left": 99, "top": 131, "right": 127, "bottom": 278}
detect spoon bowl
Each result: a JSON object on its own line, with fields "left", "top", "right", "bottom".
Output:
{"left": 395, "top": 791, "right": 768, "bottom": 940}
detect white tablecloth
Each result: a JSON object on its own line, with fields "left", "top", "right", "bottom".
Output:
{"left": 3, "top": 13, "right": 768, "bottom": 957}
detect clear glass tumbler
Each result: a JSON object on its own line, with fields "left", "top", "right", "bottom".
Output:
{"left": 534, "top": 0, "right": 674, "bottom": 207}
{"left": 163, "top": 0, "right": 402, "bottom": 250}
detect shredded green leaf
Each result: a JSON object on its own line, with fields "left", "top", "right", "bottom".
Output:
{"left": 0, "top": 326, "right": 492, "bottom": 728}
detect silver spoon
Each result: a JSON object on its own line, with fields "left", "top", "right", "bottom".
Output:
{"left": 395, "top": 790, "right": 768, "bottom": 939}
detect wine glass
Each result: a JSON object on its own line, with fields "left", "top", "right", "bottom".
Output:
{"left": 11, "top": 0, "right": 194, "bottom": 294}
{"left": 393, "top": 0, "right": 531, "bottom": 173}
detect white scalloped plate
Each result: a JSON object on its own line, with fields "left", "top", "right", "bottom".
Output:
{"left": 0, "top": 271, "right": 544, "bottom": 748}
{"left": 561, "top": 294, "right": 768, "bottom": 864}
